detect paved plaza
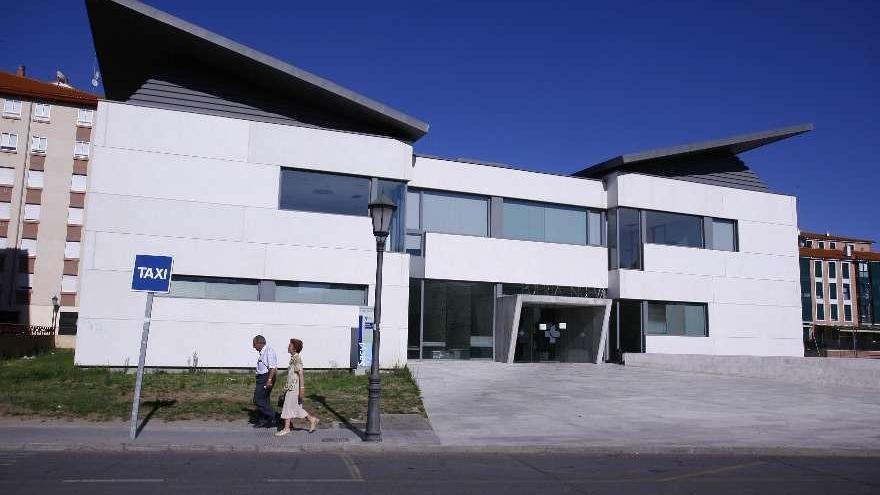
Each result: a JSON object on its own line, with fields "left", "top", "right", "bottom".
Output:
{"left": 409, "top": 360, "right": 880, "bottom": 452}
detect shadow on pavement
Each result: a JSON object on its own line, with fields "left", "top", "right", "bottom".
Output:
{"left": 311, "top": 394, "right": 364, "bottom": 439}
{"left": 136, "top": 399, "right": 176, "bottom": 436}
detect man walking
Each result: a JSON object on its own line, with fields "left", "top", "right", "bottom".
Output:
{"left": 251, "top": 335, "right": 277, "bottom": 428}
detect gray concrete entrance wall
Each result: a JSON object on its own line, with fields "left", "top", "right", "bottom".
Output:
{"left": 494, "top": 295, "right": 611, "bottom": 363}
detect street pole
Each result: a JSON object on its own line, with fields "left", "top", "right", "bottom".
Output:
{"left": 364, "top": 236, "right": 386, "bottom": 442}
{"left": 129, "top": 291, "right": 154, "bottom": 440}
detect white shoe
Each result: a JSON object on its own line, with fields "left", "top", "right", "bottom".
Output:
{"left": 274, "top": 429, "right": 291, "bottom": 437}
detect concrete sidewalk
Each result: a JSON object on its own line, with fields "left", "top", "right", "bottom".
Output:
{"left": 409, "top": 360, "right": 880, "bottom": 455}
{"left": 0, "top": 415, "right": 439, "bottom": 453}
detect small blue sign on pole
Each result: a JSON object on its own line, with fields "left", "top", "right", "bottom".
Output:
{"left": 128, "top": 254, "right": 173, "bottom": 440}
{"left": 131, "top": 255, "right": 174, "bottom": 293}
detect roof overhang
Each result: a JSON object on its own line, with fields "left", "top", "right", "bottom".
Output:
{"left": 85, "top": 0, "right": 429, "bottom": 142}
{"left": 576, "top": 123, "right": 813, "bottom": 178}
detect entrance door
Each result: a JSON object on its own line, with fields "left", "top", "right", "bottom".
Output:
{"left": 514, "top": 305, "right": 596, "bottom": 362}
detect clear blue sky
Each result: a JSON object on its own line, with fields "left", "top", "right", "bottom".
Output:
{"left": 3, "top": 1, "right": 878, "bottom": 242}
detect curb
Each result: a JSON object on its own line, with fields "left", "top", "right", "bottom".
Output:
{"left": 3, "top": 442, "right": 880, "bottom": 457}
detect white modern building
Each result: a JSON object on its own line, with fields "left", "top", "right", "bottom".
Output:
{"left": 75, "top": 0, "right": 809, "bottom": 368}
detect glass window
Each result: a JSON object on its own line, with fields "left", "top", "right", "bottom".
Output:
{"left": 800, "top": 258, "right": 812, "bottom": 322}
{"left": 74, "top": 140, "right": 90, "bottom": 158}
{"left": 275, "top": 281, "right": 366, "bottom": 305}
{"left": 405, "top": 190, "right": 420, "bottom": 230}
{"left": 0, "top": 132, "right": 17, "bottom": 151}
{"left": 842, "top": 263, "right": 850, "bottom": 279}
{"left": 376, "top": 179, "right": 405, "bottom": 252}
{"left": 408, "top": 281, "right": 422, "bottom": 359}
{"left": 618, "top": 208, "right": 641, "bottom": 269}
{"left": 279, "top": 168, "right": 370, "bottom": 216}
{"left": 829, "top": 282, "right": 837, "bottom": 300}
{"left": 818, "top": 241, "right": 825, "bottom": 249}
{"left": 645, "top": 301, "right": 708, "bottom": 336}
{"left": 844, "top": 305, "right": 852, "bottom": 322}
{"left": 169, "top": 275, "right": 260, "bottom": 301}
{"left": 804, "top": 239, "right": 813, "bottom": 247}
{"left": 711, "top": 218, "right": 737, "bottom": 251}
{"left": 422, "top": 191, "right": 488, "bottom": 236}
{"left": 502, "top": 199, "right": 587, "bottom": 245}
{"left": 33, "top": 103, "right": 50, "bottom": 120}
{"left": 76, "top": 109, "right": 94, "bottom": 126}
{"left": 816, "top": 303, "right": 825, "bottom": 320}
{"left": 2, "top": 99, "right": 21, "bottom": 116}
{"left": 30, "top": 136, "right": 47, "bottom": 153}
{"left": 843, "top": 283, "right": 851, "bottom": 301}
{"left": 814, "top": 260, "right": 822, "bottom": 278}
{"left": 830, "top": 242, "right": 836, "bottom": 249}
{"left": 587, "top": 210, "right": 603, "bottom": 246}
{"left": 422, "top": 280, "right": 494, "bottom": 359}
{"left": 828, "top": 261, "right": 837, "bottom": 279}
{"left": 830, "top": 304, "right": 838, "bottom": 321}
{"left": 645, "top": 211, "right": 703, "bottom": 248}
{"left": 815, "top": 281, "right": 824, "bottom": 300}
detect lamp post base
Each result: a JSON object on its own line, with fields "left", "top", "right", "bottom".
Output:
{"left": 363, "top": 373, "right": 382, "bottom": 442}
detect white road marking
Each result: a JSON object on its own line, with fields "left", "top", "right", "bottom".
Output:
{"left": 265, "top": 478, "right": 360, "bottom": 483}
{"left": 341, "top": 454, "right": 364, "bottom": 481}
{"left": 62, "top": 479, "right": 165, "bottom": 483}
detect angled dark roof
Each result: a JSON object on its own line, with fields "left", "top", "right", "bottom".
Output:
{"left": 575, "top": 123, "right": 813, "bottom": 178}
{"left": 0, "top": 71, "right": 99, "bottom": 107}
{"left": 85, "top": 0, "right": 429, "bottom": 142}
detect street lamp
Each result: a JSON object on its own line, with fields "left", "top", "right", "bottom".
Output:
{"left": 50, "top": 294, "right": 60, "bottom": 331}
{"left": 364, "top": 193, "right": 396, "bottom": 442}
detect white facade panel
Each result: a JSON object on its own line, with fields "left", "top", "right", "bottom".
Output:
{"left": 243, "top": 208, "right": 375, "bottom": 251}
{"left": 0, "top": 202, "right": 12, "bottom": 219}
{"left": 645, "top": 335, "right": 716, "bottom": 355}
{"left": 737, "top": 221, "right": 799, "bottom": 256}
{"left": 710, "top": 303, "right": 802, "bottom": 339}
{"left": 61, "top": 275, "right": 78, "bottom": 293}
{"left": 85, "top": 193, "right": 244, "bottom": 240}
{"left": 89, "top": 147, "right": 280, "bottom": 208}
{"left": 424, "top": 233, "right": 608, "bottom": 288}
{"left": 615, "top": 270, "right": 713, "bottom": 302}
{"left": 248, "top": 120, "right": 413, "bottom": 181}
{"left": 102, "top": 102, "right": 251, "bottom": 161}
{"left": 91, "top": 231, "right": 268, "bottom": 279}
{"left": 724, "top": 253, "right": 799, "bottom": 282}
{"left": 712, "top": 278, "right": 800, "bottom": 307}
{"left": 411, "top": 156, "right": 606, "bottom": 208}
{"left": 643, "top": 244, "right": 724, "bottom": 277}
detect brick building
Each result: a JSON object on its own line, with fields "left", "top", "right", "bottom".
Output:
{"left": 799, "top": 231, "right": 880, "bottom": 356}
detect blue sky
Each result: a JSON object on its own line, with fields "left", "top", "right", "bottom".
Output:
{"left": 3, "top": 0, "right": 878, "bottom": 242}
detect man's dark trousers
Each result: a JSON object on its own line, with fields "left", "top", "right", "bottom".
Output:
{"left": 253, "top": 373, "right": 275, "bottom": 426}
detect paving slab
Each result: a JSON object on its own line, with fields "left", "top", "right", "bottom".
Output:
{"left": 409, "top": 360, "right": 880, "bottom": 453}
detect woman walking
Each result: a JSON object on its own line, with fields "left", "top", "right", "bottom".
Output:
{"left": 275, "top": 338, "right": 320, "bottom": 436}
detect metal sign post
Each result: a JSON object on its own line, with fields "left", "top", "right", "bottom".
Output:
{"left": 128, "top": 255, "right": 173, "bottom": 440}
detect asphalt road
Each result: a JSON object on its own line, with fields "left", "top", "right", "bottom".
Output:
{"left": 0, "top": 451, "right": 878, "bottom": 494}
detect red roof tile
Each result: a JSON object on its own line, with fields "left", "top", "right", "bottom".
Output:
{"left": 0, "top": 71, "right": 99, "bottom": 107}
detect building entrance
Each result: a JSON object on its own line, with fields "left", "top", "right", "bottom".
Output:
{"left": 513, "top": 305, "right": 602, "bottom": 363}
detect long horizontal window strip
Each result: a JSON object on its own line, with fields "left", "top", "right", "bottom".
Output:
{"left": 645, "top": 210, "right": 704, "bottom": 248}
{"left": 279, "top": 168, "right": 371, "bottom": 217}
{"left": 645, "top": 301, "right": 708, "bottom": 337}
{"left": 275, "top": 281, "right": 367, "bottom": 305}
{"left": 421, "top": 190, "right": 489, "bottom": 237}
{"left": 502, "top": 199, "right": 587, "bottom": 245}
{"left": 169, "top": 276, "right": 260, "bottom": 301}
{"left": 165, "top": 275, "right": 366, "bottom": 305}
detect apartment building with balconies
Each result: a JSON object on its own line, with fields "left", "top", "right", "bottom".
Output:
{"left": 0, "top": 67, "right": 98, "bottom": 342}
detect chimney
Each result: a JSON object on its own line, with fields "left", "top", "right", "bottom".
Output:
{"left": 15, "top": 65, "right": 25, "bottom": 77}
